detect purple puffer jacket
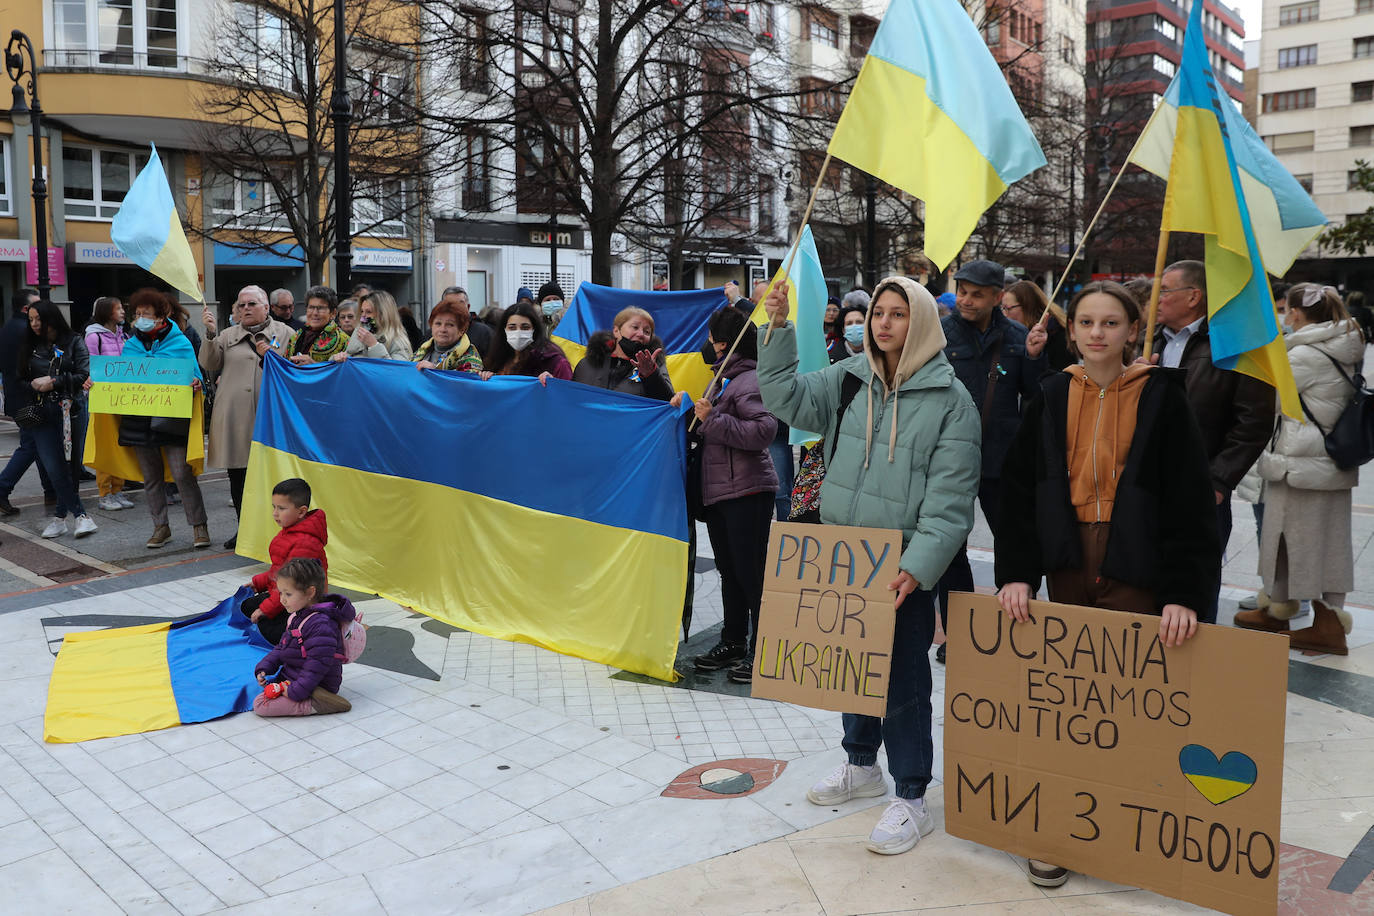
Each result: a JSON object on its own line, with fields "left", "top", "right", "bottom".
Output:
{"left": 254, "top": 594, "right": 356, "bottom": 702}
{"left": 699, "top": 356, "right": 778, "bottom": 506}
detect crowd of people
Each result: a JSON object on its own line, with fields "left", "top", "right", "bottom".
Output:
{"left": 0, "top": 261, "right": 1367, "bottom": 876}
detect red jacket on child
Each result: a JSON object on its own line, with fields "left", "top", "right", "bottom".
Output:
{"left": 250, "top": 509, "right": 329, "bottom": 619}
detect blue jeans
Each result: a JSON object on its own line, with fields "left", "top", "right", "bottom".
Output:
{"left": 768, "top": 428, "right": 795, "bottom": 522}
{"left": 841, "top": 588, "right": 936, "bottom": 799}
{"left": 30, "top": 404, "right": 85, "bottom": 518}
{"left": 0, "top": 426, "right": 54, "bottom": 499}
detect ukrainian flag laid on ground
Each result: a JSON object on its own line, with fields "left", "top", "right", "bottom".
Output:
{"left": 240, "top": 354, "right": 689, "bottom": 682}
{"left": 45, "top": 589, "right": 269, "bottom": 743}
{"left": 110, "top": 143, "right": 203, "bottom": 301}
{"left": 1127, "top": 0, "right": 1326, "bottom": 418}
{"left": 827, "top": 0, "right": 1045, "bottom": 270}
{"left": 749, "top": 226, "right": 829, "bottom": 445}
{"left": 553, "top": 283, "right": 727, "bottom": 401}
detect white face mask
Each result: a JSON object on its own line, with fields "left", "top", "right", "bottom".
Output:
{"left": 507, "top": 329, "right": 535, "bottom": 351}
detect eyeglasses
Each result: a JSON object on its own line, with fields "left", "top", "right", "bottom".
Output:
{"left": 1000, "top": 303, "right": 1022, "bottom": 313}
{"left": 1159, "top": 286, "right": 1198, "bottom": 296}
{"left": 305, "top": 304, "right": 333, "bottom": 313}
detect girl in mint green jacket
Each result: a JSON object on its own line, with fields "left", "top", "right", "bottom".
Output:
{"left": 757, "top": 275, "right": 980, "bottom": 857}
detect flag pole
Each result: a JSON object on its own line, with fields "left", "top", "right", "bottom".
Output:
{"left": 1036, "top": 159, "right": 1133, "bottom": 330}
{"left": 1141, "top": 230, "right": 1171, "bottom": 361}
{"left": 689, "top": 153, "right": 834, "bottom": 430}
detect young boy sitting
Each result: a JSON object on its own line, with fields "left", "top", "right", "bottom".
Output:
{"left": 242, "top": 478, "right": 328, "bottom": 644}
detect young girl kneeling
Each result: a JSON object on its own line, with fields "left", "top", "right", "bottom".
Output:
{"left": 993, "top": 281, "right": 1220, "bottom": 888}
{"left": 253, "top": 558, "right": 356, "bottom": 717}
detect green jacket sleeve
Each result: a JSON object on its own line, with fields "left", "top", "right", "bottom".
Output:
{"left": 755, "top": 323, "right": 846, "bottom": 435}
{"left": 899, "top": 394, "right": 982, "bottom": 587}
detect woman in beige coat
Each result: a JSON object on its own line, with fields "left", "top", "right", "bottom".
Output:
{"left": 200, "top": 285, "right": 294, "bottom": 549}
{"left": 1235, "top": 284, "right": 1364, "bottom": 654}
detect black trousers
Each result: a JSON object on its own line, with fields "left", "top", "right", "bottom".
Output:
{"left": 228, "top": 467, "right": 248, "bottom": 516}
{"left": 241, "top": 591, "right": 287, "bottom": 645}
{"left": 936, "top": 476, "right": 1001, "bottom": 635}
{"left": 703, "top": 490, "right": 774, "bottom": 651}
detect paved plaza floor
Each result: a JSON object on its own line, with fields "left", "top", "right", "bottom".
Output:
{"left": 0, "top": 418, "right": 1373, "bottom": 914}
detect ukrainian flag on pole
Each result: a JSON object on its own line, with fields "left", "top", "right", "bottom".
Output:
{"left": 827, "top": 0, "right": 1046, "bottom": 270}
{"left": 1127, "top": 1, "right": 1326, "bottom": 418}
{"left": 111, "top": 144, "right": 203, "bottom": 302}
{"left": 750, "top": 225, "right": 828, "bottom": 444}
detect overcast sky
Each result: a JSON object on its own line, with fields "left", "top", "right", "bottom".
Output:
{"left": 1235, "top": 0, "right": 1263, "bottom": 39}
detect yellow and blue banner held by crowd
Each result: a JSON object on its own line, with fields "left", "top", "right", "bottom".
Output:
{"left": 552, "top": 282, "right": 729, "bottom": 401}
{"left": 45, "top": 589, "right": 270, "bottom": 743}
{"left": 827, "top": 0, "right": 1046, "bottom": 270}
{"left": 1127, "top": 0, "right": 1326, "bottom": 418}
{"left": 239, "top": 354, "right": 690, "bottom": 682}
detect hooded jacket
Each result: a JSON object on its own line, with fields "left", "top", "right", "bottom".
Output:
{"left": 757, "top": 276, "right": 981, "bottom": 587}
{"left": 571, "top": 330, "right": 674, "bottom": 400}
{"left": 994, "top": 368, "right": 1220, "bottom": 618}
{"left": 84, "top": 323, "right": 127, "bottom": 358}
{"left": 251, "top": 509, "right": 330, "bottom": 619}
{"left": 1062, "top": 363, "right": 1152, "bottom": 524}
{"left": 1257, "top": 319, "right": 1365, "bottom": 491}
{"left": 117, "top": 321, "right": 200, "bottom": 448}
{"left": 698, "top": 355, "right": 778, "bottom": 505}
{"left": 254, "top": 593, "right": 356, "bottom": 702}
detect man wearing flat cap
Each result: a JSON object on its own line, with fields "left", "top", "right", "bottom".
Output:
{"left": 935, "top": 259, "right": 1048, "bottom": 662}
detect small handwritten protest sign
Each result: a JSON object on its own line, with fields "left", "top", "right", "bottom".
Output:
{"left": 88, "top": 356, "right": 196, "bottom": 418}
{"left": 750, "top": 522, "right": 902, "bottom": 717}
{"left": 943, "top": 593, "right": 1287, "bottom": 916}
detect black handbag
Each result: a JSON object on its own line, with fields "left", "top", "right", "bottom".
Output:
{"left": 1299, "top": 351, "right": 1374, "bottom": 471}
{"left": 12, "top": 399, "right": 44, "bottom": 429}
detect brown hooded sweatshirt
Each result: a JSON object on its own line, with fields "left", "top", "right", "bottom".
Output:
{"left": 1063, "top": 362, "right": 1154, "bottom": 524}
{"left": 859, "top": 276, "right": 947, "bottom": 467}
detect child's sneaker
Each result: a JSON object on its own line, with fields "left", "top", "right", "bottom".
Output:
{"left": 866, "top": 797, "right": 934, "bottom": 855}
{"left": 807, "top": 761, "right": 887, "bottom": 805}
{"left": 98, "top": 494, "right": 124, "bottom": 511}
{"left": 310, "top": 687, "right": 352, "bottom": 715}
{"left": 115, "top": 492, "right": 136, "bottom": 509}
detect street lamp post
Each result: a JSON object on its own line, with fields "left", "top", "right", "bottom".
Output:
{"left": 864, "top": 174, "right": 877, "bottom": 288}
{"left": 6, "top": 30, "right": 50, "bottom": 300}
{"left": 331, "top": 0, "right": 352, "bottom": 293}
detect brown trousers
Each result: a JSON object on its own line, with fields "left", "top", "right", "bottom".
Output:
{"left": 1046, "top": 522, "right": 1157, "bottom": 615}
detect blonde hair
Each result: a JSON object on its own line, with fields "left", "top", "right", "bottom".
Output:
{"left": 362, "top": 290, "right": 412, "bottom": 357}
{"left": 1288, "top": 283, "right": 1351, "bottom": 324}
{"left": 613, "top": 306, "right": 654, "bottom": 333}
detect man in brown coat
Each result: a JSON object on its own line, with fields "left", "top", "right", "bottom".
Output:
{"left": 200, "top": 285, "right": 294, "bottom": 548}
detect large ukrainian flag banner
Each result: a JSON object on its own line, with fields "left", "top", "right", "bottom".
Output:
{"left": 827, "top": 0, "right": 1046, "bottom": 270}
{"left": 240, "top": 354, "right": 689, "bottom": 682}
{"left": 1127, "top": 0, "right": 1326, "bottom": 418}
{"left": 553, "top": 283, "right": 728, "bottom": 401}
{"left": 45, "top": 589, "right": 270, "bottom": 743}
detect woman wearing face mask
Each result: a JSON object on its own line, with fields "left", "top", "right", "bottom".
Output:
{"left": 334, "top": 290, "right": 413, "bottom": 361}
{"left": 85, "top": 297, "right": 133, "bottom": 511}
{"left": 118, "top": 288, "right": 210, "bottom": 549}
{"left": 287, "top": 286, "right": 348, "bottom": 364}
{"left": 571, "top": 307, "right": 674, "bottom": 400}
{"left": 537, "top": 281, "right": 566, "bottom": 331}
{"left": 758, "top": 276, "right": 980, "bottom": 857}
{"left": 413, "top": 300, "right": 484, "bottom": 373}
{"left": 18, "top": 300, "right": 97, "bottom": 539}
{"left": 479, "top": 303, "right": 572, "bottom": 381}
{"left": 828, "top": 304, "right": 868, "bottom": 363}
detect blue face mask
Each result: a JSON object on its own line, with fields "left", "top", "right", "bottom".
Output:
{"left": 133, "top": 316, "right": 158, "bottom": 332}
{"left": 542, "top": 299, "right": 563, "bottom": 317}
{"left": 843, "top": 324, "right": 865, "bottom": 346}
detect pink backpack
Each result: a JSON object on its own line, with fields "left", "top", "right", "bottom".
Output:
{"left": 290, "top": 609, "right": 367, "bottom": 664}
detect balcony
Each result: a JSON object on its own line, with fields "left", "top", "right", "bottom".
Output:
{"left": 42, "top": 47, "right": 215, "bottom": 76}
{"left": 462, "top": 178, "right": 491, "bottom": 211}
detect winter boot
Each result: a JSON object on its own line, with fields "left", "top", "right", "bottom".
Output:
{"left": 1288, "top": 600, "right": 1353, "bottom": 656}
{"left": 1234, "top": 607, "right": 1289, "bottom": 633}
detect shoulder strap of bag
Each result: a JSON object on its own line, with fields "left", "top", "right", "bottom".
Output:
{"left": 827, "top": 372, "right": 864, "bottom": 466}
{"left": 1298, "top": 394, "right": 1329, "bottom": 438}
{"left": 1317, "top": 349, "right": 1365, "bottom": 392}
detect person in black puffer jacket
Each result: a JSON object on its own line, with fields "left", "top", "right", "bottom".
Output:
{"left": 17, "top": 301, "right": 96, "bottom": 539}
{"left": 571, "top": 307, "right": 674, "bottom": 400}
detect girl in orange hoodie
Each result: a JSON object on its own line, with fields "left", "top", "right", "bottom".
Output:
{"left": 992, "top": 281, "right": 1220, "bottom": 888}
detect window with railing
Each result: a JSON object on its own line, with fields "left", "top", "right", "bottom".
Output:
{"left": 49, "top": 0, "right": 181, "bottom": 69}
{"left": 802, "top": 6, "right": 839, "bottom": 48}
{"left": 1262, "top": 88, "right": 1316, "bottom": 112}
{"left": 516, "top": 118, "right": 578, "bottom": 213}
{"left": 234, "top": 2, "right": 302, "bottom": 92}
{"left": 350, "top": 51, "right": 413, "bottom": 124}
{"left": 1279, "top": 45, "right": 1318, "bottom": 68}
{"left": 758, "top": 175, "right": 774, "bottom": 237}
{"left": 798, "top": 77, "right": 843, "bottom": 118}
{"left": 850, "top": 16, "right": 877, "bottom": 57}
{"left": 458, "top": 9, "right": 492, "bottom": 91}
{"left": 63, "top": 146, "right": 150, "bottom": 219}
{"left": 757, "top": 2, "right": 775, "bottom": 40}
{"left": 209, "top": 172, "right": 290, "bottom": 229}
{"left": 460, "top": 131, "right": 492, "bottom": 211}
{"left": 352, "top": 178, "right": 407, "bottom": 237}
{"left": 1279, "top": 1, "right": 1319, "bottom": 25}
{"left": 517, "top": 6, "right": 576, "bottom": 77}
{"left": 1356, "top": 36, "right": 1374, "bottom": 60}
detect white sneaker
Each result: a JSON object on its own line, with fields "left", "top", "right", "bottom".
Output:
{"left": 98, "top": 494, "right": 124, "bottom": 511}
{"left": 41, "top": 517, "right": 67, "bottom": 539}
{"left": 115, "top": 492, "right": 136, "bottom": 509}
{"left": 807, "top": 761, "right": 887, "bottom": 806}
{"left": 866, "top": 797, "right": 934, "bottom": 855}
{"left": 73, "top": 515, "right": 98, "bottom": 538}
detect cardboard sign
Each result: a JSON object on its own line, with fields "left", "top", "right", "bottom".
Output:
{"left": 943, "top": 593, "right": 1287, "bottom": 916}
{"left": 750, "top": 523, "right": 902, "bottom": 717}
{"left": 88, "top": 356, "right": 196, "bottom": 418}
